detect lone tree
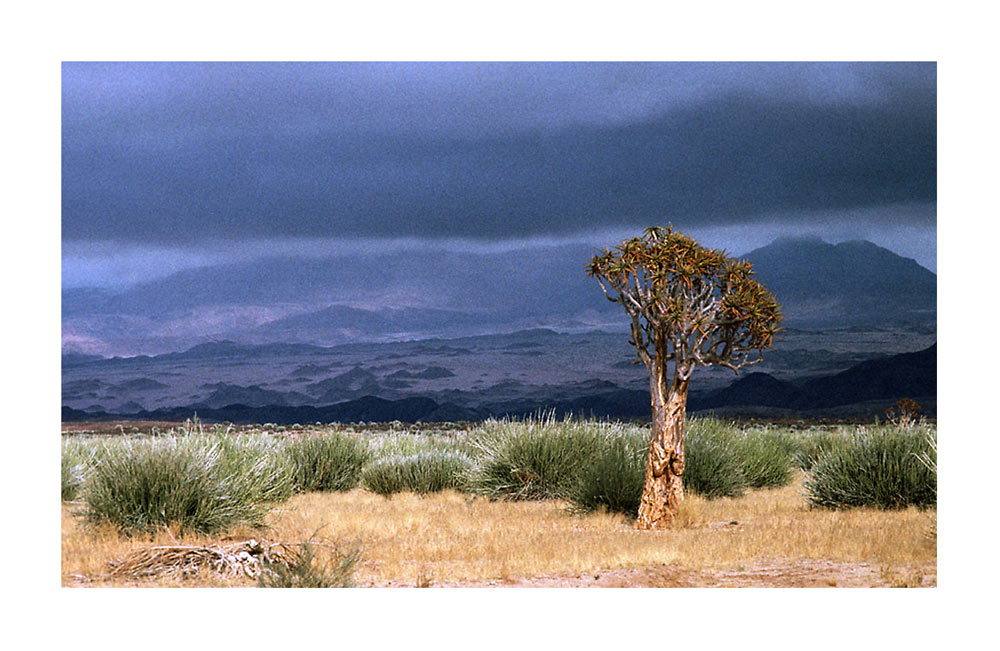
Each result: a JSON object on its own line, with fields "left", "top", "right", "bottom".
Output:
{"left": 587, "top": 226, "right": 781, "bottom": 529}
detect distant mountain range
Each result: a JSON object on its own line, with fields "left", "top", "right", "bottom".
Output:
{"left": 63, "top": 338, "right": 936, "bottom": 424}
{"left": 254, "top": 305, "right": 492, "bottom": 342}
{"left": 62, "top": 237, "right": 935, "bottom": 357}
{"left": 696, "top": 343, "right": 936, "bottom": 413}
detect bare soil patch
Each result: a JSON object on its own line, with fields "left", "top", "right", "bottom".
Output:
{"left": 368, "top": 559, "right": 935, "bottom": 588}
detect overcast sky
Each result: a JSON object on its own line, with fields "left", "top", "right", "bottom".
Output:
{"left": 62, "top": 61, "right": 936, "bottom": 287}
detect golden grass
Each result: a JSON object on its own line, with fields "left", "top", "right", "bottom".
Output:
{"left": 62, "top": 473, "right": 936, "bottom": 587}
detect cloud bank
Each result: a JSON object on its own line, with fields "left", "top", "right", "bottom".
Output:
{"left": 63, "top": 61, "right": 936, "bottom": 247}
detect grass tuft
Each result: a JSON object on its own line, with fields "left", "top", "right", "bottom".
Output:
{"left": 683, "top": 420, "right": 747, "bottom": 499}
{"left": 804, "top": 425, "right": 937, "bottom": 509}
{"left": 258, "top": 542, "right": 360, "bottom": 588}
{"left": 362, "top": 451, "right": 473, "bottom": 496}
{"left": 465, "top": 416, "right": 609, "bottom": 500}
{"left": 734, "top": 428, "right": 796, "bottom": 489}
{"left": 283, "top": 433, "right": 370, "bottom": 493}
{"left": 566, "top": 419, "right": 782, "bottom": 515}
{"left": 61, "top": 438, "right": 94, "bottom": 502}
{"left": 81, "top": 434, "right": 291, "bottom": 535}
{"left": 792, "top": 430, "right": 850, "bottom": 471}
{"left": 567, "top": 431, "right": 647, "bottom": 516}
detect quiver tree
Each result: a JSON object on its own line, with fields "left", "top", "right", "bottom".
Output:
{"left": 587, "top": 226, "right": 781, "bottom": 529}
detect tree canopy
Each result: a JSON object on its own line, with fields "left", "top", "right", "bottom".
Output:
{"left": 587, "top": 225, "right": 782, "bottom": 380}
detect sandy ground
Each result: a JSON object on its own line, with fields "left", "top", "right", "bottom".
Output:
{"left": 63, "top": 556, "right": 936, "bottom": 588}
{"left": 369, "top": 559, "right": 936, "bottom": 588}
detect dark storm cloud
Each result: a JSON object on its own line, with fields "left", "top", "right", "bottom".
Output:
{"left": 62, "top": 62, "right": 935, "bottom": 243}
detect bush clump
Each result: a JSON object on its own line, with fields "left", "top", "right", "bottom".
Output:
{"left": 82, "top": 435, "right": 292, "bottom": 535}
{"left": 804, "top": 425, "right": 937, "bottom": 509}
{"left": 61, "top": 438, "right": 94, "bottom": 502}
{"left": 793, "top": 429, "right": 850, "bottom": 471}
{"left": 362, "top": 451, "right": 472, "bottom": 496}
{"left": 567, "top": 420, "right": 756, "bottom": 515}
{"left": 567, "top": 431, "right": 647, "bottom": 516}
{"left": 212, "top": 433, "right": 295, "bottom": 504}
{"left": 367, "top": 431, "right": 476, "bottom": 459}
{"left": 734, "top": 428, "right": 796, "bottom": 489}
{"left": 465, "top": 416, "right": 607, "bottom": 500}
{"left": 284, "top": 433, "right": 370, "bottom": 493}
{"left": 682, "top": 420, "right": 747, "bottom": 499}
{"left": 62, "top": 454, "right": 86, "bottom": 502}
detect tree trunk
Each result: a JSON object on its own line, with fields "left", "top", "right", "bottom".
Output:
{"left": 635, "top": 373, "right": 689, "bottom": 530}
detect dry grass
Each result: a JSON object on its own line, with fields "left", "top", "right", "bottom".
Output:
{"left": 60, "top": 508, "right": 288, "bottom": 587}
{"left": 62, "top": 472, "right": 935, "bottom": 587}
{"left": 105, "top": 539, "right": 304, "bottom": 581}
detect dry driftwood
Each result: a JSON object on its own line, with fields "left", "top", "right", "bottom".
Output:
{"left": 106, "top": 539, "right": 302, "bottom": 580}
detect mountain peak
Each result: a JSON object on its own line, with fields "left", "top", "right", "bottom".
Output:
{"left": 739, "top": 236, "right": 833, "bottom": 262}
{"left": 742, "top": 236, "right": 936, "bottom": 328}
{"left": 769, "top": 235, "right": 829, "bottom": 246}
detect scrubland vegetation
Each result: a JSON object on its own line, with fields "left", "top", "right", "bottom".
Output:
{"left": 61, "top": 415, "right": 936, "bottom": 587}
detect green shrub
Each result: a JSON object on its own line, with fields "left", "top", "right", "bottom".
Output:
{"left": 463, "top": 417, "right": 799, "bottom": 510}
{"left": 804, "top": 425, "right": 937, "bottom": 509}
{"left": 465, "top": 416, "right": 608, "bottom": 500}
{"left": 82, "top": 435, "right": 290, "bottom": 534}
{"left": 567, "top": 419, "right": 762, "bottom": 515}
{"left": 914, "top": 429, "right": 937, "bottom": 498}
{"left": 734, "top": 429, "right": 796, "bottom": 489}
{"left": 61, "top": 439, "right": 93, "bottom": 502}
{"left": 213, "top": 433, "right": 295, "bottom": 504}
{"left": 793, "top": 429, "right": 850, "bottom": 471}
{"left": 62, "top": 454, "right": 85, "bottom": 502}
{"left": 567, "top": 431, "right": 647, "bottom": 516}
{"left": 368, "top": 431, "right": 475, "bottom": 459}
{"left": 683, "top": 420, "right": 747, "bottom": 498}
{"left": 362, "top": 451, "right": 472, "bottom": 496}
{"left": 259, "top": 543, "right": 360, "bottom": 588}
{"left": 284, "top": 433, "right": 370, "bottom": 493}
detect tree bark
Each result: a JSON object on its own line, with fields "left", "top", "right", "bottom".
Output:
{"left": 635, "top": 372, "right": 689, "bottom": 530}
